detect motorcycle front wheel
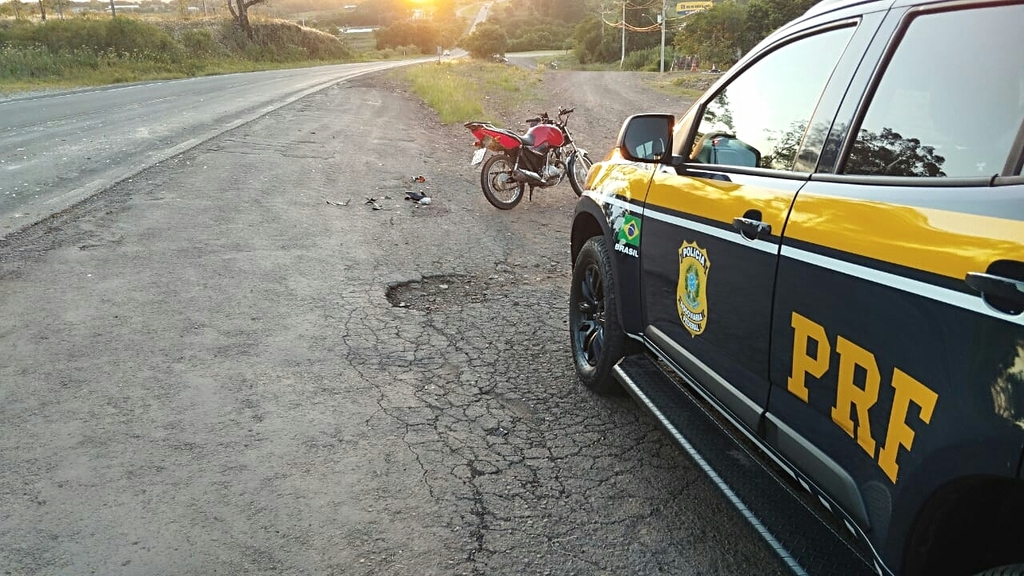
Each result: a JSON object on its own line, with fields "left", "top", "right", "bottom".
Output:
{"left": 567, "top": 152, "right": 593, "bottom": 198}
{"left": 480, "top": 154, "right": 525, "bottom": 210}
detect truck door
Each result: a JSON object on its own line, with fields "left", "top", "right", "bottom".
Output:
{"left": 768, "top": 3, "right": 1024, "bottom": 569}
{"left": 640, "top": 17, "right": 872, "bottom": 433}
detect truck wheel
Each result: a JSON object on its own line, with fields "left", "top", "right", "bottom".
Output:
{"left": 569, "top": 236, "right": 627, "bottom": 394}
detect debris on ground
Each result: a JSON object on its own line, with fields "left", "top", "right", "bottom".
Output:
{"left": 413, "top": 175, "right": 426, "bottom": 183}
{"left": 405, "top": 190, "right": 433, "bottom": 206}
{"left": 365, "top": 197, "right": 383, "bottom": 210}
{"left": 326, "top": 199, "right": 350, "bottom": 206}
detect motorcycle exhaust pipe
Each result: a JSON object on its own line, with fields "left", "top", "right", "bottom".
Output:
{"left": 513, "top": 168, "right": 544, "bottom": 184}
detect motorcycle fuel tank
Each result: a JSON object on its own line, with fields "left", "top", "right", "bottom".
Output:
{"left": 525, "top": 124, "right": 565, "bottom": 149}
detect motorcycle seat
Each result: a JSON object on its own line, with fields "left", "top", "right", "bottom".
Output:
{"left": 493, "top": 127, "right": 532, "bottom": 147}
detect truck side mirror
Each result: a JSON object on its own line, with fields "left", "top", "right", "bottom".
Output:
{"left": 616, "top": 114, "right": 676, "bottom": 164}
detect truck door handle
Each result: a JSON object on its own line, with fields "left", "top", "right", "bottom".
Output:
{"left": 965, "top": 272, "right": 1024, "bottom": 314}
{"left": 732, "top": 217, "right": 771, "bottom": 240}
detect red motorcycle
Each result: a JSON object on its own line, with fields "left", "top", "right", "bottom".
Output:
{"left": 465, "top": 107, "right": 592, "bottom": 210}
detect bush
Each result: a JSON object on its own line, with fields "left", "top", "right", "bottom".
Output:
{"left": 462, "top": 23, "right": 507, "bottom": 59}
{"left": 621, "top": 46, "right": 671, "bottom": 71}
{"left": 505, "top": 22, "right": 572, "bottom": 52}
{"left": 179, "top": 28, "right": 225, "bottom": 57}
{"left": 0, "top": 15, "right": 356, "bottom": 91}
{"left": 104, "top": 18, "right": 179, "bottom": 56}
{"left": 251, "top": 20, "right": 351, "bottom": 60}
{"left": 0, "top": 18, "right": 184, "bottom": 65}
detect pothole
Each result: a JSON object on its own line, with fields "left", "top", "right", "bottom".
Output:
{"left": 386, "top": 273, "right": 515, "bottom": 311}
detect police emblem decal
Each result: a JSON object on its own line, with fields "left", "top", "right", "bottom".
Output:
{"left": 677, "top": 241, "right": 710, "bottom": 337}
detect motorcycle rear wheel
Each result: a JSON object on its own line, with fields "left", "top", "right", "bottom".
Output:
{"left": 480, "top": 154, "right": 525, "bottom": 210}
{"left": 567, "top": 152, "right": 593, "bottom": 198}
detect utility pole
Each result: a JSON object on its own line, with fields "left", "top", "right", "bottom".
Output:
{"left": 659, "top": 0, "right": 666, "bottom": 73}
{"left": 619, "top": 0, "right": 625, "bottom": 69}
{"left": 659, "top": 0, "right": 667, "bottom": 72}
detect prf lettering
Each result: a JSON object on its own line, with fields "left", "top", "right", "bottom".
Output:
{"left": 787, "top": 312, "right": 938, "bottom": 484}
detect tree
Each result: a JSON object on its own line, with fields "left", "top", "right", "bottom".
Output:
{"left": 530, "top": 0, "right": 587, "bottom": 23}
{"left": 432, "top": 0, "right": 456, "bottom": 20}
{"left": 227, "top": 0, "right": 267, "bottom": 40}
{"left": 673, "top": 1, "right": 746, "bottom": 68}
{"left": 844, "top": 127, "right": 946, "bottom": 177}
{"left": 0, "top": 0, "right": 25, "bottom": 18}
{"left": 53, "top": 0, "right": 69, "bottom": 19}
{"left": 375, "top": 19, "right": 440, "bottom": 52}
{"left": 745, "top": 0, "right": 817, "bottom": 48}
{"left": 462, "top": 23, "right": 508, "bottom": 59}
{"left": 573, "top": 15, "right": 601, "bottom": 63}
{"left": 549, "top": 0, "right": 588, "bottom": 24}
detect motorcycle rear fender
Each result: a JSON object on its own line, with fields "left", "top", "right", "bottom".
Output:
{"left": 467, "top": 125, "right": 523, "bottom": 150}
{"left": 571, "top": 195, "right": 644, "bottom": 337}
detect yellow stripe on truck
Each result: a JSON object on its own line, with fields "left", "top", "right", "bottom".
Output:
{"left": 785, "top": 192, "right": 1024, "bottom": 281}
{"left": 647, "top": 174, "right": 795, "bottom": 238}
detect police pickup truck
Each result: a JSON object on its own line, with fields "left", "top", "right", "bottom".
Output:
{"left": 567, "top": 0, "right": 1024, "bottom": 574}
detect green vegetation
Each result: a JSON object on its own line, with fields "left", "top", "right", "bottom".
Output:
{"left": 0, "top": 16, "right": 353, "bottom": 93}
{"left": 461, "top": 22, "right": 506, "bottom": 59}
{"left": 648, "top": 70, "right": 719, "bottom": 99}
{"left": 402, "top": 60, "right": 541, "bottom": 124}
{"left": 372, "top": 0, "right": 582, "bottom": 58}
{"left": 672, "top": 0, "right": 818, "bottom": 69}
{"left": 572, "top": 0, "right": 818, "bottom": 71}
{"left": 374, "top": 17, "right": 463, "bottom": 53}
{"left": 0, "top": 0, "right": 819, "bottom": 96}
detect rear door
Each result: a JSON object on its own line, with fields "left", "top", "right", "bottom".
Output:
{"left": 769, "top": 1, "right": 1024, "bottom": 568}
{"left": 639, "top": 10, "right": 883, "bottom": 433}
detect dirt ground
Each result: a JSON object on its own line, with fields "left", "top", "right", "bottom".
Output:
{"left": 0, "top": 63, "right": 787, "bottom": 575}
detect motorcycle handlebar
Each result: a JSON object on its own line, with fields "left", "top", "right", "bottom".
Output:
{"left": 525, "top": 107, "right": 574, "bottom": 126}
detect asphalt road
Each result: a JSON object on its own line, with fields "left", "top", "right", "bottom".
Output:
{"left": 0, "top": 59, "right": 432, "bottom": 239}
{"left": 0, "top": 66, "right": 790, "bottom": 576}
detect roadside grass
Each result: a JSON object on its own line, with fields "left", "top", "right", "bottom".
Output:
{"left": 655, "top": 70, "right": 720, "bottom": 98}
{"left": 650, "top": 70, "right": 720, "bottom": 99}
{"left": 0, "top": 44, "right": 345, "bottom": 94}
{"left": 0, "top": 16, "right": 359, "bottom": 95}
{"left": 403, "top": 60, "right": 541, "bottom": 125}
{"left": 340, "top": 30, "right": 377, "bottom": 53}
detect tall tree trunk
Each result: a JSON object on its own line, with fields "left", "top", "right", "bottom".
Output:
{"left": 237, "top": 0, "right": 252, "bottom": 40}
{"left": 38, "top": 0, "right": 46, "bottom": 20}
{"left": 228, "top": 0, "right": 253, "bottom": 40}
{"left": 109, "top": 0, "right": 116, "bottom": 16}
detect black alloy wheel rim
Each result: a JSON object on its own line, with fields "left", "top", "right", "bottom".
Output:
{"left": 574, "top": 262, "right": 605, "bottom": 366}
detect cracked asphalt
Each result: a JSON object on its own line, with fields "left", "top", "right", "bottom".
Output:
{"left": 0, "top": 67, "right": 788, "bottom": 575}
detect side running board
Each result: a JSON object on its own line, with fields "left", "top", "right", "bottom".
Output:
{"left": 613, "top": 354, "right": 877, "bottom": 576}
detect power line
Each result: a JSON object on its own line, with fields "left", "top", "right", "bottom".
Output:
{"left": 601, "top": 15, "right": 662, "bottom": 32}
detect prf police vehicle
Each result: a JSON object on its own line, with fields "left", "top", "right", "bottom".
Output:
{"left": 568, "top": 0, "right": 1024, "bottom": 574}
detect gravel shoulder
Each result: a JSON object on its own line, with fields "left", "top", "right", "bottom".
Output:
{"left": 0, "top": 65, "right": 787, "bottom": 576}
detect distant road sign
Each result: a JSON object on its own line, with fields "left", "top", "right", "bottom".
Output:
{"left": 674, "top": 1, "right": 712, "bottom": 15}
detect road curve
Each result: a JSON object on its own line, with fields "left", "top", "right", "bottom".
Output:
{"left": 0, "top": 59, "right": 431, "bottom": 239}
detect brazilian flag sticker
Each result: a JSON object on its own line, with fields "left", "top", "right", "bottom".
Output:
{"left": 617, "top": 214, "right": 641, "bottom": 247}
